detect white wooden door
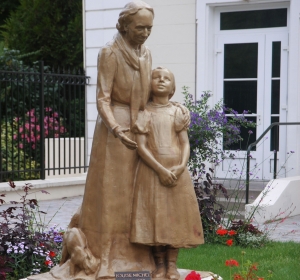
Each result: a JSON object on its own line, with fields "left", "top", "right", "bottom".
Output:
{"left": 215, "top": 32, "right": 288, "bottom": 180}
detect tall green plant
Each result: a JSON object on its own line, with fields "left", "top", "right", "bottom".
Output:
{"left": 1, "top": 0, "right": 83, "bottom": 68}
{"left": 0, "top": 121, "right": 39, "bottom": 181}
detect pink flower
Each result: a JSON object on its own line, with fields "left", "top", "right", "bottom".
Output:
{"left": 27, "top": 109, "right": 35, "bottom": 116}
{"left": 19, "top": 143, "right": 23, "bottom": 149}
{"left": 30, "top": 117, "right": 37, "bottom": 123}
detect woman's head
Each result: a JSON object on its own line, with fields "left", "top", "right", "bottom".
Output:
{"left": 117, "top": 1, "right": 154, "bottom": 47}
{"left": 117, "top": 1, "right": 154, "bottom": 33}
{"left": 151, "top": 67, "right": 176, "bottom": 100}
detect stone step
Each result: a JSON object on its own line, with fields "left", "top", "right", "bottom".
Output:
{"left": 216, "top": 188, "right": 262, "bottom": 200}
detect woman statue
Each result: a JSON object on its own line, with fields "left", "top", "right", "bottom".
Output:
{"left": 29, "top": 2, "right": 189, "bottom": 280}
{"left": 48, "top": 1, "right": 156, "bottom": 279}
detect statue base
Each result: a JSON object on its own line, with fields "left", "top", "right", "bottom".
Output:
{"left": 23, "top": 269, "right": 222, "bottom": 280}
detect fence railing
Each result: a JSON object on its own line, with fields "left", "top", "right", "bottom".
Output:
{"left": 245, "top": 122, "right": 300, "bottom": 203}
{"left": 0, "top": 61, "right": 90, "bottom": 181}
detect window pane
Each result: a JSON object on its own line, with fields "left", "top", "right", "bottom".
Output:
{"left": 224, "top": 43, "right": 258, "bottom": 78}
{"left": 224, "top": 117, "right": 256, "bottom": 151}
{"left": 272, "top": 42, "right": 281, "bottom": 78}
{"left": 221, "top": 8, "right": 287, "bottom": 30}
{"left": 271, "top": 80, "right": 280, "bottom": 114}
{"left": 224, "top": 81, "right": 257, "bottom": 113}
{"left": 270, "top": 117, "right": 280, "bottom": 151}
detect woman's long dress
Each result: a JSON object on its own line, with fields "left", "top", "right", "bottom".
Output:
{"left": 50, "top": 33, "right": 155, "bottom": 279}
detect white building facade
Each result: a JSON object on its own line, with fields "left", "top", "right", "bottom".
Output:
{"left": 83, "top": 0, "right": 300, "bottom": 180}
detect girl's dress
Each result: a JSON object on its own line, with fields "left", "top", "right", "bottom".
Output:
{"left": 130, "top": 102, "right": 204, "bottom": 248}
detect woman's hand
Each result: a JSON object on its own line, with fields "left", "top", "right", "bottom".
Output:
{"left": 170, "top": 165, "right": 185, "bottom": 179}
{"left": 158, "top": 167, "right": 177, "bottom": 187}
{"left": 170, "top": 101, "right": 191, "bottom": 127}
{"left": 114, "top": 127, "right": 138, "bottom": 150}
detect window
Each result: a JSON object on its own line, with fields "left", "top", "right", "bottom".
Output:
{"left": 221, "top": 8, "right": 287, "bottom": 30}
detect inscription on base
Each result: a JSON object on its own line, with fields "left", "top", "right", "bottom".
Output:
{"left": 115, "top": 271, "right": 151, "bottom": 280}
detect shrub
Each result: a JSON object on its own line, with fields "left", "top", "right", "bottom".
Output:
{"left": 0, "top": 121, "right": 39, "bottom": 181}
{"left": 184, "top": 87, "right": 255, "bottom": 239}
{"left": 0, "top": 181, "right": 64, "bottom": 278}
{"left": 1, "top": 0, "right": 83, "bottom": 68}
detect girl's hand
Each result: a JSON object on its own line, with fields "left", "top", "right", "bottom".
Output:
{"left": 158, "top": 168, "right": 177, "bottom": 187}
{"left": 170, "top": 165, "right": 185, "bottom": 178}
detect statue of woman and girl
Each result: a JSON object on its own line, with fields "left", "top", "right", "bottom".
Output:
{"left": 30, "top": 2, "right": 203, "bottom": 280}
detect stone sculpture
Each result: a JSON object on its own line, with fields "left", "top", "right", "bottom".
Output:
{"left": 130, "top": 67, "right": 204, "bottom": 279}
{"left": 28, "top": 2, "right": 203, "bottom": 280}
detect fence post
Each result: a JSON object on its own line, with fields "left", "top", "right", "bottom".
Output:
{"left": 273, "top": 126, "right": 279, "bottom": 179}
{"left": 39, "top": 61, "right": 45, "bottom": 179}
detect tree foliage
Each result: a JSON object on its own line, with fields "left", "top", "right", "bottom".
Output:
{"left": 1, "top": 0, "right": 83, "bottom": 68}
{"left": 0, "top": 0, "right": 20, "bottom": 39}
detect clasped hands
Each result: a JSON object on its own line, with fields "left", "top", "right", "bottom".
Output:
{"left": 157, "top": 165, "right": 185, "bottom": 188}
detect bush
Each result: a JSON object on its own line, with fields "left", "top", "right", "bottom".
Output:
{"left": 0, "top": 182, "right": 64, "bottom": 279}
{"left": 1, "top": 121, "right": 39, "bottom": 181}
{"left": 183, "top": 87, "right": 255, "bottom": 170}
{"left": 1, "top": 0, "right": 83, "bottom": 68}
{"left": 183, "top": 87, "right": 255, "bottom": 240}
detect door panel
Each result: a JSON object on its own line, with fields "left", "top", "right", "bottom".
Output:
{"left": 215, "top": 34, "right": 265, "bottom": 179}
{"left": 262, "top": 33, "right": 288, "bottom": 179}
{"left": 215, "top": 32, "right": 288, "bottom": 180}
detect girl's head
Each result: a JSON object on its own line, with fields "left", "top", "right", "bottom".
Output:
{"left": 151, "top": 67, "right": 176, "bottom": 100}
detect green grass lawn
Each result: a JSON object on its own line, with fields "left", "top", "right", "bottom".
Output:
{"left": 177, "top": 242, "right": 300, "bottom": 280}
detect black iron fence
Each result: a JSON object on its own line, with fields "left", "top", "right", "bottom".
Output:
{"left": 0, "top": 61, "right": 89, "bottom": 181}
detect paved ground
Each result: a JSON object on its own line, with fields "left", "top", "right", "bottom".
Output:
{"left": 1, "top": 195, "right": 299, "bottom": 242}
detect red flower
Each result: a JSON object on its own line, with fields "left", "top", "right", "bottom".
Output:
{"left": 45, "top": 260, "right": 52, "bottom": 266}
{"left": 225, "top": 259, "right": 239, "bottom": 267}
{"left": 216, "top": 229, "right": 228, "bottom": 236}
{"left": 233, "top": 274, "right": 243, "bottom": 280}
{"left": 185, "top": 270, "right": 201, "bottom": 280}
{"left": 228, "top": 230, "right": 236, "bottom": 236}
{"left": 48, "top": 251, "right": 56, "bottom": 258}
{"left": 226, "top": 239, "right": 233, "bottom": 246}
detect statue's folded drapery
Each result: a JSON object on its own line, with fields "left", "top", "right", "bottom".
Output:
{"left": 49, "top": 33, "right": 155, "bottom": 280}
